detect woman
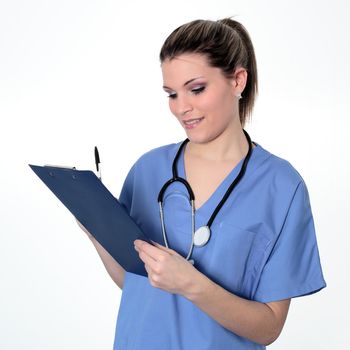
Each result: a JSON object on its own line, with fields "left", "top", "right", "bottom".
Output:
{"left": 79, "top": 18, "right": 326, "bottom": 349}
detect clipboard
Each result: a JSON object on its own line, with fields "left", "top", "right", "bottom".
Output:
{"left": 29, "top": 164, "right": 151, "bottom": 277}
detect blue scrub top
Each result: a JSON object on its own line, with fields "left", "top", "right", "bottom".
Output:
{"left": 113, "top": 141, "right": 326, "bottom": 350}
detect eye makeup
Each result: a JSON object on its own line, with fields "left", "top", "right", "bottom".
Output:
{"left": 164, "top": 83, "right": 207, "bottom": 99}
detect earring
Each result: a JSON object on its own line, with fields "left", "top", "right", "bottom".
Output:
{"left": 236, "top": 93, "right": 242, "bottom": 100}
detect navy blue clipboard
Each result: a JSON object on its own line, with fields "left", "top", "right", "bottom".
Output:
{"left": 29, "top": 164, "right": 151, "bottom": 277}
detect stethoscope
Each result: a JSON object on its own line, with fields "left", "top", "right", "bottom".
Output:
{"left": 157, "top": 129, "right": 254, "bottom": 264}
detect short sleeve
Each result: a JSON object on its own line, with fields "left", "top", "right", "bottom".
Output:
{"left": 253, "top": 180, "right": 326, "bottom": 303}
{"left": 118, "top": 164, "right": 136, "bottom": 215}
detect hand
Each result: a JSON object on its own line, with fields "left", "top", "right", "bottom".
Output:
{"left": 134, "top": 239, "right": 199, "bottom": 296}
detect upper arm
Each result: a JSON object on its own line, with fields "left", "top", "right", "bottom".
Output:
{"left": 253, "top": 181, "right": 326, "bottom": 303}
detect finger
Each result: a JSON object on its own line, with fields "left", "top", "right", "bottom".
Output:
{"left": 135, "top": 240, "right": 169, "bottom": 260}
{"left": 136, "top": 246, "right": 159, "bottom": 270}
{"left": 151, "top": 241, "right": 180, "bottom": 256}
{"left": 144, "top": 262, "right": 151, "bottom": 276}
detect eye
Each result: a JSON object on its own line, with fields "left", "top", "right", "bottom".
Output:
{"left": 191, "top": 86, "right": 205, "bottom": 95}
{"left": 167, "top": 92, "right": 177, "bottom": 99}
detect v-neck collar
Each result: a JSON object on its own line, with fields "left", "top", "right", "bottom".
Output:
{"left": 175, "top": 140, "right": 269, "bottom": 218}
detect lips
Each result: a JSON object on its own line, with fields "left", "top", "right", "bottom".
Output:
{"left": 183, "top": 117, "right": 204, "bottom": 129}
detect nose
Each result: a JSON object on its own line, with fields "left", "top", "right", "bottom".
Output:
{"left": 174, "top": 94, "right": 193, "bottom": 117}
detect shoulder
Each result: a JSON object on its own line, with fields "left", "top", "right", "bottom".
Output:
{"left": 133, "top": 142, "right": 181, "bottom": 169}
{"left": 119, "top": 142, "right": 182, "bottom": 201}
{"left": 125, "top": 142, "right": 183, "bottom": 182}
{"left": 255, "top": 143, "right": 306, "bottom": 191}
{"left": 250, "top": 143, "right": 315, "bottom": 233}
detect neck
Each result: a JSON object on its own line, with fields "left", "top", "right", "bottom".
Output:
{"left": 186, "top": 125, "right": 252, "bottom": 162}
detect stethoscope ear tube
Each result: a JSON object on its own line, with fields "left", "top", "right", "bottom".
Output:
{"left": 157, "top": 177, "right": 195, "bottom": 203}
{"left": 158, "top": 137, "right": 193, "bottom": 203}
{"left": 206, "top": 129, "right": 253, "bottom": 228}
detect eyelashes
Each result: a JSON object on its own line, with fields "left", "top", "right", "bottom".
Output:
{"left": 192, "top": 86, "right": 205, "bottom": 95}
{"left": 167, "top": 85, "right": 206, "bottom": 99}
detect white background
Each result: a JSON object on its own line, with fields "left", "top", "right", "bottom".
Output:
{"left": 1, "top": 0, "right": 348, "bottom": 349}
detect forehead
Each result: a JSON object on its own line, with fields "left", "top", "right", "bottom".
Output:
{"left": 161, "top": 53, "right": 223, "bottom": 87}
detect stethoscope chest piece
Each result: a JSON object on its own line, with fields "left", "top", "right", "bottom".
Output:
{"left": 194, "top": 226, "right": 211, "bottom": 247}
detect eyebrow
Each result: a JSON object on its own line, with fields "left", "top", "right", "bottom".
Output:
{"left": 163, "top": 76, "right": 204, "bottom": 90}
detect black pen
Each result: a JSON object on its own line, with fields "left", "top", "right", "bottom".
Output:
{"left": 94, "top": 146, "right": 102, "bottom": 180}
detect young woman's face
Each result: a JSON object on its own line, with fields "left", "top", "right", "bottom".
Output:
{"left": 161, "top": 53, "right": 240, "bottom": 144}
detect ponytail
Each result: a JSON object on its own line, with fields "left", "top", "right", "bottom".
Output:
{"left": 218, "top": 18, "right": 258, "bottom": 126}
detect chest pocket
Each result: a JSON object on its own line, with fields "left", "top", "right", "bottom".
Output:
{"left": 193, "top": 222, "right": 271, "bottom": 299}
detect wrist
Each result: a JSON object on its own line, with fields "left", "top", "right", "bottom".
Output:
{"left": 183, "top": 269, "right": 216, "bottom": 302}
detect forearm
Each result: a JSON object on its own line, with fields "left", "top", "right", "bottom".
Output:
{"left": 183, "top": 271, "right": 289, "bottom": 345}
{"left": 76, "top": 219, "right": 125, "bottom": 289}
{"left": 89, "top": 236, "right": 125, "bottom": 290}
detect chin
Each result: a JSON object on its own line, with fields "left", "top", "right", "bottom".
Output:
{"left": 185, "top": 132, "right": 214, "bottom": 145}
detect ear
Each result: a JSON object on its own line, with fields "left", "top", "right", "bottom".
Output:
{"left": 230, "top": 67, "right": 248, "bottom": 97}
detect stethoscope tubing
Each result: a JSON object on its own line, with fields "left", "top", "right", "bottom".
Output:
{"left": 207, "top": 129, "right": 253, "bottom": 227}
{"left": 157, "top": 129, "right": 253, "bottom": 262}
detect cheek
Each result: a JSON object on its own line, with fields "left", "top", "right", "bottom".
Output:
{"left": 168, "top": 100, "right": 179, "bottom": 118}
{"left": 199, "top": 92, "right": 223, "bottom": 114}
{"left": 204, "top": 90, "right": 234, "bottom": 117}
